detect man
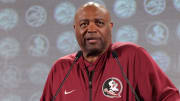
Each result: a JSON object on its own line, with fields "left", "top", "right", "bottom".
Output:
{"left": 41, "top": 2, "right": 180, "bottom": 101}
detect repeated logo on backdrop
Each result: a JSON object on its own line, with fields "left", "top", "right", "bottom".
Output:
{"left": 54, "top": 2, "right": 76, "bottom": 25}
{"left": 27, "top": 63, "right": 50, "bottom": 85}
{"left": 151, "top": 51, "right": 171, "bottom": 72}
{"left": 173, "top": 0, "right": 180, "bottom": 12}
{"left": 0, "top": 37, "right": 20, "bottom": 59}
{"left": 27, "top": 34, "right": 49, "bottom": 57}
{"left": 57, "top": 31, "right": 79, "bottom": 54}
{"left": 144, "top": 0, "right": 166, "bottom": 16}
{"left": 25, "top": 5, "right": 47, "bottom": 27}
{"left": 0, "top": 8, "right": 18, "bottom": 31}
{"left": 0, "top": 0, "right": 16, "bottom": 3}
{"left": 113, "top": 0, "right": 136, "bottom": 18}
{"left": 145, "top": 22, "right": 169, "bottom": 46}
{"left": 0, "top": 63, "right": 22, "bottom": 89}
{"left": 29, "top": 91, "right": 41, "bottom": 101}
{"left": 115, "top": 25, "right": 138, "bottom": 43}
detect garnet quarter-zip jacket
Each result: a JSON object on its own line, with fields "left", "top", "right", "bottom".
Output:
{"left": 40, "top": 42, "right": 180, "bottom": 101}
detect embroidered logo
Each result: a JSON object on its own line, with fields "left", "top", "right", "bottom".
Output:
{"left": 102, "top": 77, "right": 123, "bottom": 98}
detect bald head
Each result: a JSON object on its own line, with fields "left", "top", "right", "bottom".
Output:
{"left": 74, "top": 2, "right": 111, "bottom": 23}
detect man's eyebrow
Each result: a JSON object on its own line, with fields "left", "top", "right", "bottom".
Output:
{"left": 79, "top": 19, "right": 89, "bottom": 22}
{"left": 95, "top": 18, "right": 105, "bottom": 21}
{"left": 79, "top": 18, "right": 105, "bottom": 22}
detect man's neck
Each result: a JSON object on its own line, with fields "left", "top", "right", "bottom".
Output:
{"left": 83, "top": 49, "right": 105, "bottom": 63}
{"left": 82, "top": 43, "right": 111, "bottom": 63}
{"left": 84, "top": 55, "right": 98, "bottom": 63}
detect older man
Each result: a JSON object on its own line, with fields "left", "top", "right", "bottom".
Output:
{"left": 41, "top": 2, "right": 180, "bottom": 101}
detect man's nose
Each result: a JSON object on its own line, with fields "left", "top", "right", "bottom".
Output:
{"left": 87, "top": 22, "right": 97, "bottom": 33}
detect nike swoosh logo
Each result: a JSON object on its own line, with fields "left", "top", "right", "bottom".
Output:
{"left": 64, "top": 90, "right": 75, "bottom": 95}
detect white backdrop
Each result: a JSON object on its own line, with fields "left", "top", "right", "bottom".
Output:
{"left": 0, "top": 0, "right": 180, "bottom": 100}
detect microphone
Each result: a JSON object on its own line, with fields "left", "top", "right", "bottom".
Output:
{"left": 112, "top": 51, "right": 140, "bottom": 101}
{"left": 51, "top": 51, "right": 82, "bottom": 101}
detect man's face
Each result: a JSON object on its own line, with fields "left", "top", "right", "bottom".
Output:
{"left": 74, "top": 5, "right": 113, "bottom": 56}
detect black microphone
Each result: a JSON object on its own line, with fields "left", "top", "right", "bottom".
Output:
{"left": 51, "top": 51, "right": 82, "bottom": 101}
{"left": 112, "top": 51, "right": 140, "bottom": 101}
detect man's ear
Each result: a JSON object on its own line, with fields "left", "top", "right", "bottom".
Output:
{"left": 111, "top": 22, "right": 113, "bottom": 28}
{"left": 110, "top": 22, "right": 113, "bottom": 29}
{"left": 73, "top": 25, "right": 76, "bottom": 29}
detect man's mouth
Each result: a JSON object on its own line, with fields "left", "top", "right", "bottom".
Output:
{"left": 86, "top": 37, "right": 99, "bottom": 43}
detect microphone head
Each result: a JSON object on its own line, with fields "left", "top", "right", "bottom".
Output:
{"left": 75, "top": 51, "right": 82, "bottom": 61}
{"left": 112, "top": 51, "right": 118, "bottom": 58}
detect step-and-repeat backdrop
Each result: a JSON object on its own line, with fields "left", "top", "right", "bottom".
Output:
{"left": 0, "top": 0, "right": 180, "bottom": 100}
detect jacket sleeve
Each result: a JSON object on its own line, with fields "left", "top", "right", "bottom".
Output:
{"left": 40, "top": 64, "right": 55, "bottom": 101}
{"left": 135, "top": 47, "right": 180, "bottom": 101}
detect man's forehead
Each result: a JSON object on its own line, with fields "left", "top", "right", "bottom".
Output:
{"left": 77, "top": 6, "right": 106, "bottom": 15}
{"left": 77, "top": 11, "right": 106, "bottom": 19}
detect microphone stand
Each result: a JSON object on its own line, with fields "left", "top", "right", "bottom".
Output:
{"left": 51, "top": 51, "right": 82, "bottom": 101}
{"left": 112, "top": 51, "right": 140, "bottom": 101}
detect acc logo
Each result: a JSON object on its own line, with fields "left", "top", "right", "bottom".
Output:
{"left": 102, "top": 77, "right": 123, "bottom": 98}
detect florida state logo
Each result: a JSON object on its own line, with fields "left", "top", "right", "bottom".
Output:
{"left": 102, "top": 77, "right": 123, "bottom": 98}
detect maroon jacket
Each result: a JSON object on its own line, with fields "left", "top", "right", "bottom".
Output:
{"left": 41, "top": 42, "right": 180, "bottom": 101}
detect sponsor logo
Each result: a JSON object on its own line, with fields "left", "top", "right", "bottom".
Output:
{"left": 64, "top": 90, "right": 75, "bottom": 95}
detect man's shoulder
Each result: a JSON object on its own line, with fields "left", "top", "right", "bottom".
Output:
{"left": 48, "top": 52, "right": 78, "bottom": 75}
{"left": 111, "top": 42, "right": 141, "bottom": 51}
{"left": 110, "top": 42, "right": 143, "bottom": 60}
{"left": 54, "top": 52, "right": 77, "bottom": 64}
{"left": 111, "top": 42, "right": 151, "bottom": 59}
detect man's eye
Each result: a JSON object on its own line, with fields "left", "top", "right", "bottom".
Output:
{"left": 80, "top": 23, "right": 88, "bottom": 28}
{"left": 96, "top": 21, "right": 104, "bottom": 26}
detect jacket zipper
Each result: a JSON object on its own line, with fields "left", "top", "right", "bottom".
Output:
{"left": 87, "top": 71, "right": 94, "bottom": 101}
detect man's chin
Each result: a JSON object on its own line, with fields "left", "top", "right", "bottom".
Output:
{"left": 85, "top": 47, "right": 103, "bottom": 57}
{"left": 82, "top": 43, "right": 106, "bottom": 56}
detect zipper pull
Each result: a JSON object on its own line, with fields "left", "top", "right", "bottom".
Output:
{"left": 89, "top": 71, "right": 94, "bottom": 88}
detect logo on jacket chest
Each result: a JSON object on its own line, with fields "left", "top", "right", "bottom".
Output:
{"left": 102, "top": 77, "right": 123, "bottom": 98}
